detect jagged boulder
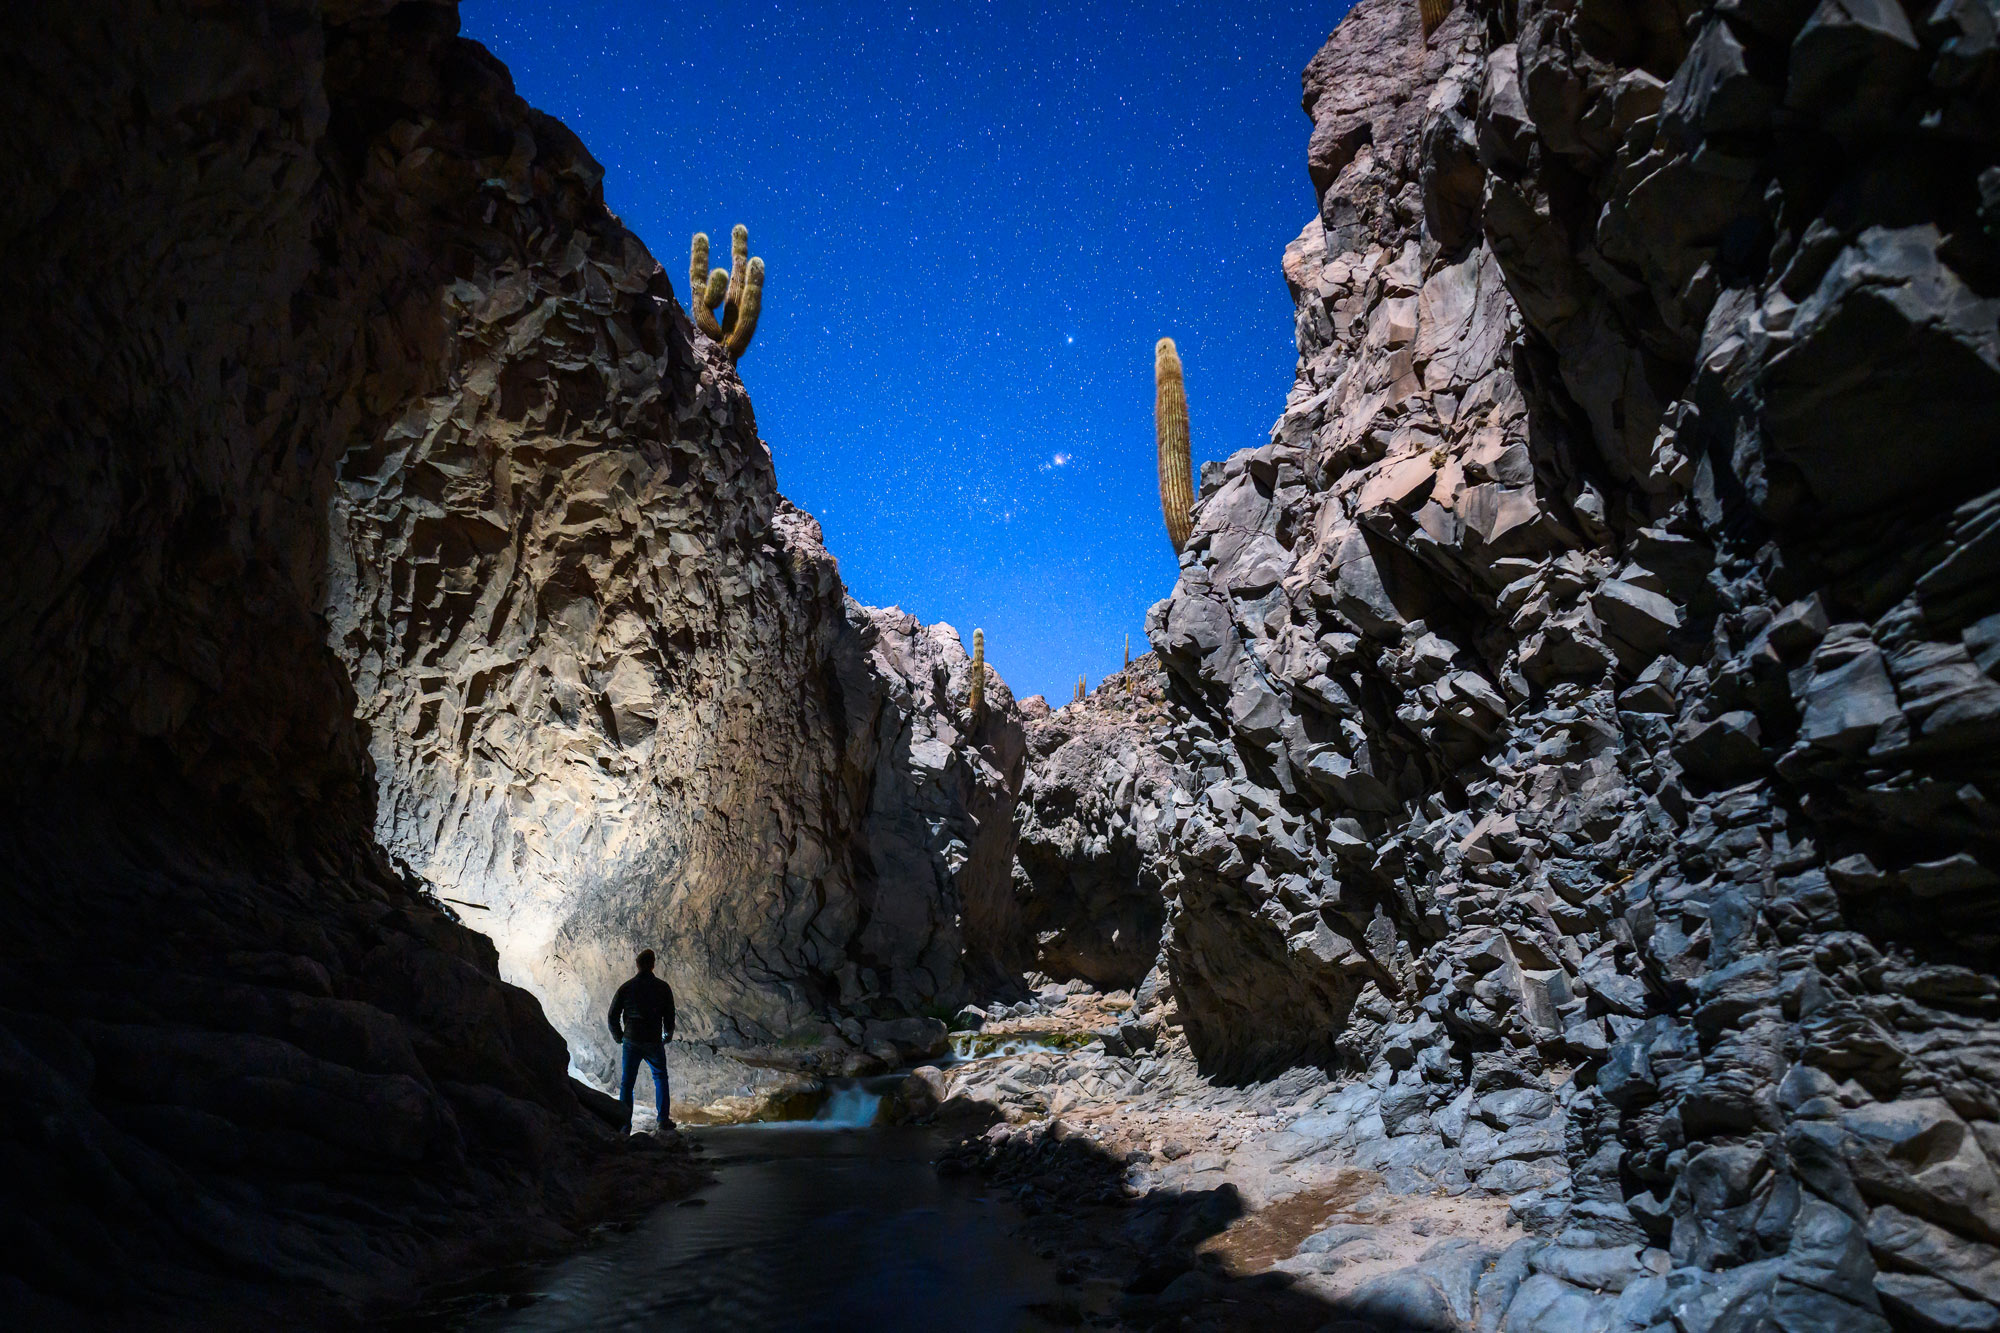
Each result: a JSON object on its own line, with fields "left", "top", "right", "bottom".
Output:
{"left": 1011, "top": 656, "right": 1184, "bottom": 991}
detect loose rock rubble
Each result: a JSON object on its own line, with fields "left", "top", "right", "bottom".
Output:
{"left": 923, "top": 983, "right": 1522, "bottom": 1329}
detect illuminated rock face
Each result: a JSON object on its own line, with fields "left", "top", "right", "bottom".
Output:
{"left": 317, "top": 79, "right": 1028, "bottom": 1096}
{"left": 1094, "top": 0, "right": 2000, "bottom": 1320}
{"left": 326, "top": 303, "right": 1030, "bottom": 1089}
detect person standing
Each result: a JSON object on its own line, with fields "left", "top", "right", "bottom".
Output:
{"left": 607, "top": 948, "right": 675, "bottom": 1132}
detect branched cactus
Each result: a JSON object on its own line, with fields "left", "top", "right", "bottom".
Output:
{"left": 1073, "top": 675, "right": 1086, "bottom": 705}
{"left": 1155, "top": 338, "right": 1194, "bottom": 552}
{"left": 688, "top": 224, "right": 765, "bottom": 361}
{"left": 1419, "top": 0, "right": 1453, "bottom": 37}
{"left": 969, "top": 628, "right": 986, "bottom": 712}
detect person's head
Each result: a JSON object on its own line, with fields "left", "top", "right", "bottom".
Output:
{"left": 636, "top": 948, "right": 656, "bottom": 973}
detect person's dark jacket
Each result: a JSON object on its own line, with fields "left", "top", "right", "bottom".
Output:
{"left": 608, "top": 971, "right": 676, "bottom": 1046}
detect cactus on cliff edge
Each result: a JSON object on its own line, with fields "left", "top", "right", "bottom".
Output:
{"left": 969, "top": 629, "right": 986, "bottom": 712}
{"left": 687, "top": 224, "right": 765, "bottom": 361}
{"left": 1124, "top": 634, "right": 1131, "bottom": 669}
{"left": 1419, "top": 0, "right": 1453, "bottom": 37}
{"left": 1073, "top": 675, "right": 1086, "bottom": 705}
{"left": 1155, "top": 338, "right": 1194, "bottom": 552}
{"left": 688, "top": 232, "right": 718, "bottom": 338}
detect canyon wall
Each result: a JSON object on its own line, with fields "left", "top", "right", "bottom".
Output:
{"left": 0, "top": 1, "right": 709, "bottom": 1325}
{"left": 1119, "top": 0, "right": 2000, "bottom": 1324}
{"left": 0, "top": 0, "right": 1025, "bottom": 1321}
{"left": 324, "top": 191, "right": 1029, "bottom": 1086}
{"left": 1012, "top": 655, "right": 1184, "bottom": 992}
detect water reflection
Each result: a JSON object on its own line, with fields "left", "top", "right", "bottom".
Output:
{"left": 461, "top": 1126, "right": 1067, "bottom": 1332}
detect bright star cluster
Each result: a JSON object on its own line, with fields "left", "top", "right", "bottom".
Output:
{"left": 467, "top": 1, "right": 1352, "bottom": 703}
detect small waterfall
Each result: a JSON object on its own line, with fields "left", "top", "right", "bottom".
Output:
{"left": 809, "top": 1080, "right": 884, "bottom": 1127}
{"left": 946, "top": 1030, "right": 1084, "bottom": 1061}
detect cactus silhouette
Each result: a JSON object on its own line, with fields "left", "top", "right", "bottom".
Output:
{"left": 1419, "top": 0, "right": 1452, "bottom": 37}
{"left": 1156, "top": 338, "right": 1194, "bottom": 552}
{"left": 687, "top": 225, "right": 765, "bottom": 360}
{"left": 969, "top": 629, "right": 986, "bottom": 712}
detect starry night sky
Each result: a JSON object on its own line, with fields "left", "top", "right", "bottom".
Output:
{"left": 465, "top": 1, "right": 1354, "bottom": 704}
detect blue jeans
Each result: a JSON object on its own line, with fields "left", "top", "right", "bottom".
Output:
{"left": 619, "top": 1040, "right": 669, "bottom": 1125}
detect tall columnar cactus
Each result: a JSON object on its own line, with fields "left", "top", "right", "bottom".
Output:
{"left": 969, "top": 628, "right": 986, "bottom": 712}
{"left": 1419, "top": 0, "right": 1453, "bottom": 37}
{"left": 1124, "top": 634, "right": 1131, "bottom": 669}
{"left": 687, "top": 224, "right": 765, "bottom": 361}
{"left": 1155, "top": 338, "right": 1194, "bottom": 552}
{"left": 1073, "top": 675, "right": 1086, "bottom": 705}
{"left": 689, "top": 232, "right": 718, "bottom": 338}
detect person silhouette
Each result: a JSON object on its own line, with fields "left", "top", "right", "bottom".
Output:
{"left": 607, "top": 948, "right": 676, "bottom": 1132}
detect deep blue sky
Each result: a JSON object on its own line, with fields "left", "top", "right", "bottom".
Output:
{"left": 467, "top": 1, "right": 1351, "bottom": 704}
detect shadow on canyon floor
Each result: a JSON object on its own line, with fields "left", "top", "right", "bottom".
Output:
{"left": 937, "top": 1116, "right": 1431, "bottom": 1332}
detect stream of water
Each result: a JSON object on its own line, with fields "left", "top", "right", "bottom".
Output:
{"left": 429, "top": 1111, "right": 1069, "bottom": 1332}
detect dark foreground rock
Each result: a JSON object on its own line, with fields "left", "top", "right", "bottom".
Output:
{"left": 0, "top": 0, "right": 739, "bottom": 1325}
{"left": 0, "top": 787, "right": 706, "bottom": 1330}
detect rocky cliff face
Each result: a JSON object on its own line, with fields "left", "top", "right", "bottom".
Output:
{"left": 1012, "top": 656, "right": 1184, "bottom": 991}
{"left": 1118, "top": 0, "right": 2000, "bottom": 1324}
{"left": 0, "top": 0, "right": 1027, "bottom": 1322}
{"left": 325, "top": 195, "right": 1029, "bottom": 1087}
{"left": 0, "top": 2, "right": 712, "bottom": 1326}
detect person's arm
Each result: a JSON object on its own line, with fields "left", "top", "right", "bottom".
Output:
{"left": 607, "top": 980, "right": 628, "bottom": 1042}
{"left": 663, "top": 981, "right": 675, "bottom": 1040}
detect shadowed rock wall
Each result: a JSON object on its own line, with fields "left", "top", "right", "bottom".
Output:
{"left": 1012, "top": 655, "right": 1184, "bottom": 991}
{"left": 1120, "top": 0, "right": 2000, "bottom": 1324}
{"left": 0, "top": 1, "right": 704, "bottom": 1327}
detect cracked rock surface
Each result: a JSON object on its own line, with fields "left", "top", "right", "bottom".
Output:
{"left": 993, "top": 0, "right": 2000, "bottom": 1327}
{"left": 312, "top": 41, "right": 1028, "bottom": 1097}
{"left": 8, "top": 0, "right": 2000, "bottom": 1326}
{"left": 1011, "top": 655, "right": 1184, "bottom": 992}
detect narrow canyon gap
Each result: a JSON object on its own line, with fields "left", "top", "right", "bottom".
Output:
{"left": 4, "top": 0, "right": 2000, "bottom": 1330}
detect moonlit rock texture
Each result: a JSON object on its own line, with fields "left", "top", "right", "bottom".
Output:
{"left": 328, "top": 265, "right": 1029, "bottom": 1088}
{"left": 1114, "top": 0, "right": 2000, "bottom": 1323}
{"left": 1011, "top": 655, "right": 1184, "bottom": 991}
